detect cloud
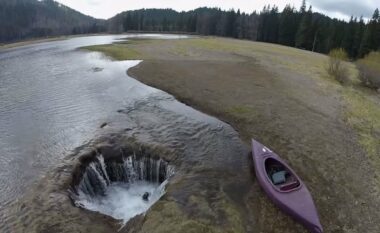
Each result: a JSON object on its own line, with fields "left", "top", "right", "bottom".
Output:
{"left": 56, "top": 0, "right": 378, "bottom": 20}
{"left": 56, "top": 0, "right": 302, "bottom": 19}
{"left": 308, "top": 0, "right": 378, "bottom": 18}
{"left": 85, "top": 0, "right": 102, "bottom": 5}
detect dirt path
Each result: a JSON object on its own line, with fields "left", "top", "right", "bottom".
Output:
{"left": 86, "top": 37, "right": 380, "bottom": 232}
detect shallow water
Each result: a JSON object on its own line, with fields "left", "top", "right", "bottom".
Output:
{"left": 0, "top": 34, "right": 187, "bottom": 215}
{"left": 0, "top": 34, "right": 249, "bottom": 233}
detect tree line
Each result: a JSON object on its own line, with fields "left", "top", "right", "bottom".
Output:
{"left": 1, "top": 0, "right": 379, "bottom": 59}
{"left": 109, "top": 1, "right": 380, "bottom": 58}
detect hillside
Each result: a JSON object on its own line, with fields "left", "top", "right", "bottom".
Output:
{"left": 0, "top": 0, "right": 105, "bottom": 42}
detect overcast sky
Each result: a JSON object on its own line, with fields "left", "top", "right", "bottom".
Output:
{"left": 56, "top": 0, "right": 379, "bottom": 20}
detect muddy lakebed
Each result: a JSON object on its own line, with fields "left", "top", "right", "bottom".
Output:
{"left": 0, "top": 35, "right": 254, "bottom": 233}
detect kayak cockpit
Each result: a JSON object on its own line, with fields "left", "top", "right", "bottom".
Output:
{"left": 265, "top": 158, "right": 300, "bottom": 192}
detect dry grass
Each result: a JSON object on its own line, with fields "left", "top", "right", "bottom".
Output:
{"left": 326, "top": 48, "right": 349, "bottom": 84}
{"left": 357, "top": 52, "right": 380, "bottom": 89}
{"left": 343, "top": 87, "right": 380, "bottom": 190}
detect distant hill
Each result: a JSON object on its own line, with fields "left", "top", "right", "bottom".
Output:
{"left": 0, "top": 0, "right": 105, "bottom": 42}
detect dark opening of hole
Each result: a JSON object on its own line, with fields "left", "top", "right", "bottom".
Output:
{"left": 69, "top": 144, "right": 174, "bottom": 222}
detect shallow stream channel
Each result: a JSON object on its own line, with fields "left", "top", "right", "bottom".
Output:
{"left": 0, "top": 34, "right": 251, "bottom": 233}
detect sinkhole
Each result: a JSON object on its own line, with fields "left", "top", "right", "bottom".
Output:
{"left": 69, "top": 145, "right": 174, "bottom": 223}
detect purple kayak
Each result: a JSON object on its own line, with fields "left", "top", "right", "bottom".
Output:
{"left": 252, "top": 139, "right": 323, "bottom": 233}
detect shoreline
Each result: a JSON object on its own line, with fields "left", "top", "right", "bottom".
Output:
{"left": 0, "top": 36, "right": 69, "bottom": 50}
{"left": 0, "top": 33, "right": 111, "bottom": 50}
{"left": 0, "top": 32, "right": 195, "bottom": 50}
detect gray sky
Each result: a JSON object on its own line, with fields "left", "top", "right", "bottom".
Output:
{"left": 56, "top": 0, "right": 379, "bottom": 20}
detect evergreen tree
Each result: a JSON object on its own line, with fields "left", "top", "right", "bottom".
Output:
{"left": 2, "top": 0, "right": 380, "bottom": 59}
{"left": 300, "top": 0, "right": 306, "bottom": 14}
{"left": 162, "top": 17, "right": 169, "bottom": 31}
{"left": 359, "top": 8, "right": 380, "bottom": 57}
{"left": 278, "top": 5, "right": 298, "bottom": 46}
{"left": 267, "top": 6, "right": 279, "bottom": 43}
{"left": 225, "top": 9, "right": 237, "bottom": 37}
{"left": 296, "top": 6, "right": 313, "bottom": 49}
{"left": 352, "top": 17, "right": 365, "bottom": 58}
{"left": 342, "top": 16, "right": 356, "bottom": 57}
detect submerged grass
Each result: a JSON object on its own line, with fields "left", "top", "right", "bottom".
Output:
{"left": 81, "top": 44, "right": 141, "bottom": 60}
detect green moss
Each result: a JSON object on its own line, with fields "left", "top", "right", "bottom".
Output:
{"left": 80, "top": 44, "right": 141, "bottom": 60}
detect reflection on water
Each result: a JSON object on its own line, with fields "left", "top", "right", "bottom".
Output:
{"left": 0, "top": 34, "right": 187, "bottom": 213}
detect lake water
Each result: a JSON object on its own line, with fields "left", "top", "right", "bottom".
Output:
{"left": 0, "top": 34, "right": 251, "bottom": 233}
{"left": 0, "top": 34, "right": 189, "bottom": 214}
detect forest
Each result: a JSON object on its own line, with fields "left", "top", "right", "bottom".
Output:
{"left": 1, "top": 0, "right": 379, "bottom": 59}
{"left": 0, "top": 0, "right": 105, "bottom": 42}
{"left": 108, "top": 1, "right": 380, "bottom": 59}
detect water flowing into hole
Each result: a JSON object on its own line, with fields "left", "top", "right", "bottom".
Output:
{"left": 70, "top": 153, "right": 174, "bottom": 223}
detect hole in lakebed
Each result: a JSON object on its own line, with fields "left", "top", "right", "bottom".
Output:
{"left": 70, "top": 145, "right": 174, "bottom": 223}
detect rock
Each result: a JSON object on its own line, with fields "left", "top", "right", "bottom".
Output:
{"left": 142, "top": 192, "right": 150, "bottom": 201}
{"left": 91, "top": 67, "right": 104, "bottom": 72}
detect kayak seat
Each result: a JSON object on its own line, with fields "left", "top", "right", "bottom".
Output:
{"left": 280, "top": 180, "right": 300, "bottom": 191}
{"left": 271, "top": 171, "right": 286, "bottom": 185}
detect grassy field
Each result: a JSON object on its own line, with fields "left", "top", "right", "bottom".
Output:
{"left": 81, "top": 37, "right": 380, "bottom": 233}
